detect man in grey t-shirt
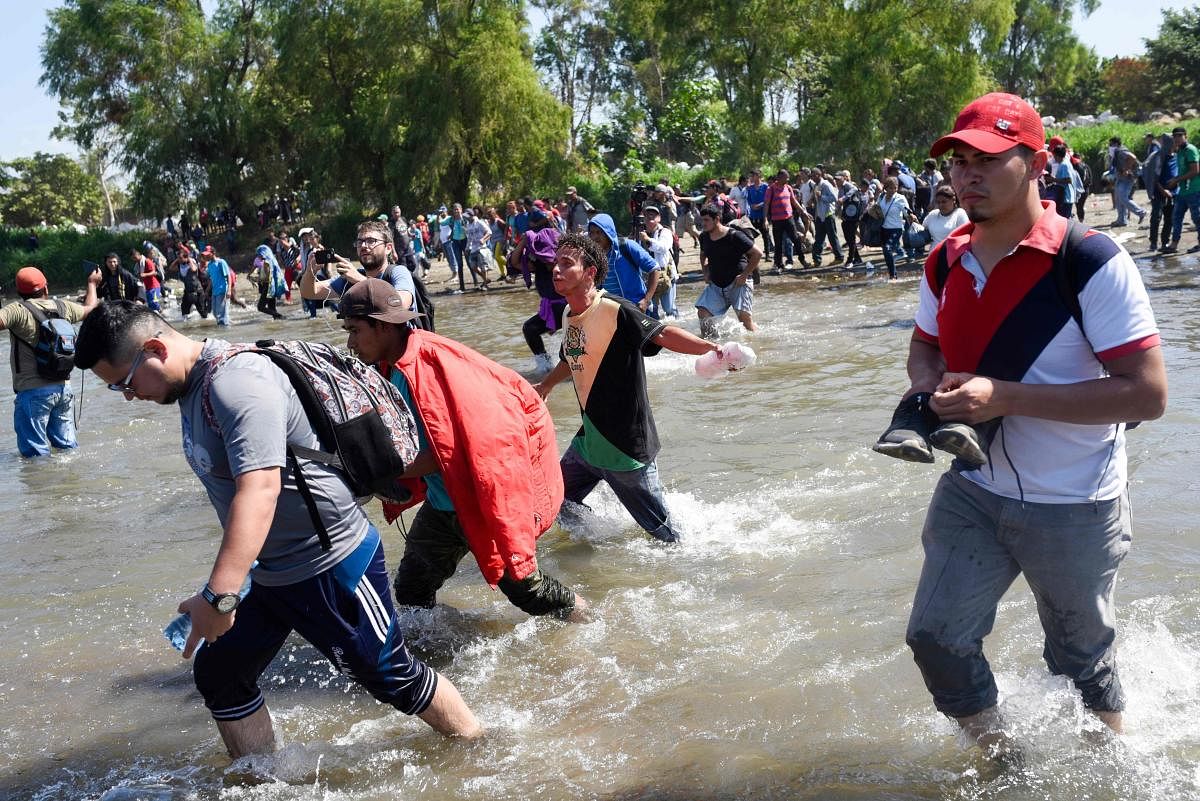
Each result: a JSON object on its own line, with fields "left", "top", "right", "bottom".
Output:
{"left": 73, "top": 301, "right": 480, "bottom": 761}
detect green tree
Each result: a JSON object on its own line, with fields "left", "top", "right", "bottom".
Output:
{"left": 42, "top": 0, "right": 287, "bottom": 222}
{"left": 393, "top": 0, "right": 571, "bottom": 203}
{"left": 532, "top": 0, "right": 615, "bottom": 154}
{"left": 1145, "top": 6, "right": 1200, "bottom": 112}
{"left": 1101, "top": 57, "right": 1160, "bottom": 118}
{"left": 0, "top": 153, "right": 106, "bottom": 227}
{"left": 983, "top": 0, "right": 1098, "bottom": 103}
{"left": 800, "top": 0, "right": 1008, "bottom": 169}
{"left": 1038, "top": 49, "right": 1106, "bottom": 118}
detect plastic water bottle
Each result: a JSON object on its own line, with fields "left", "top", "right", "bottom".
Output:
{"left": 164, "top": 569, "right": 255, "bottom": 652}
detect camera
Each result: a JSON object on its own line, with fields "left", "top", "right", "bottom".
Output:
{"left": 629, "top": 182, "right": 649, "bottom": 235}
{"left": 313, "top": 249, "right": 339, "bottom": 265}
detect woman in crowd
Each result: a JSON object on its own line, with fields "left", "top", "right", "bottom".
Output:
{"left": 921, "top": 186, "right": 969, "bottom": 247}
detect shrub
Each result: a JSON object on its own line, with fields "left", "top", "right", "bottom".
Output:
{"left": 0, "top": 226, "right": 153, "bottom": 292}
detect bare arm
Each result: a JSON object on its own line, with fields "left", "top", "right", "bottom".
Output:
{"left": 930, "top": 346, "right": 1167, "bottom": 425}
{"left": 905, "top": 333, "right": 946, "bottom": 398}
{"left": 178, "top": 467, "right": 280, "bottom": 658}
{"left": 735, "top": 247, "right": 762, "bottom": 285}
{"left": 640, "top": 270, "right": 659, "bottom": 311}
{"left": 80, "top": 269, "right": 102, "bottom": 314}
{"left": 299, "top": 252, "right": 343, "bottom": 300}
{"left": 532, "top": 358, "right": 570, "bottom": 399}
{"left": 654, "top": 324, "right": 719, "bottom": 356}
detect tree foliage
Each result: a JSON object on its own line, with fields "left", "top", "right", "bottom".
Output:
{"left": 1145, "top": 6, "right": 1200, "bottom": 112}
{"left": 37, "top": 0, "right": 1173, "bottom": 215}
{"left": 0, "top": 153, "right": 105, "bottom": 227}
{"left": 983, "top": 0, "right": 1098, "bottom": 103}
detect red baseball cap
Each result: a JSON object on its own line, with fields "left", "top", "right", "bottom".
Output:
{"left": 201, "top": 245, "right": 215, "bottom": 256}
{"left": 15, "top": 266, "right": 47, "bottom": 295}
{"left": 929, "top": 92, "right": 1045, "bottom": 158}
{"left": 1048, "top": 135, "right": 1066, "bottom": 148}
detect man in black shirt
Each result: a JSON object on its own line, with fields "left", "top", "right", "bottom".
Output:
{"left": 96, "top": 252, "right": 141, "bottom": 303}
{"left": 695, "top": 204, "right": 762, "bottom": 337}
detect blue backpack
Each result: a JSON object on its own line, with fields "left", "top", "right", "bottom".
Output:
{"left": 18, "top": 300, "right": 76, "bottom": 381}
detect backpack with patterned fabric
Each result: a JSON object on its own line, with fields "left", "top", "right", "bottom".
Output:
{"left": 200, "top": 339, "right": 419, "bottom": 547}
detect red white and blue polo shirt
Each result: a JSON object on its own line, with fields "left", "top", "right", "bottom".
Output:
{"left": 913, "top": 202, "right": 1160, "bottom": 503}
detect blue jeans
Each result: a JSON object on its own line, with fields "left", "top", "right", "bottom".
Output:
{"left": 1114, "top": 177, "right": 1144, "bottom": 225}
{"left": 559, "top": 444, "right": 677, "bottom": 542}
{"left": 212, "top": 293, "right": 230, "bottom": 326}
{"left": 881, "top": 228, "right": 903, "bottom": 278}
{"left": 1170, "top": 191, "right": 1200, "bottom": 243}
{"left": 447, "top": 239, "right": 467, "bottom": 277}
{"left": 906, "top": 471, "right": 1131, "bottom": 718}
{"left": 14, "top": 384, "right": 77, "bottom": 457}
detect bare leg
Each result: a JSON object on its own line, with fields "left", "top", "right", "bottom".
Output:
{"left": 697, "top": 307, "right": 717, "bottom": 339}
{"left": 735, "top": 310, "right": 758, "bottom": 332}
{"left": 216, "top": 704, "right": 277, "bottom": 759}
{"left": 418, "top": 673, "right": 483, "bottom": 739}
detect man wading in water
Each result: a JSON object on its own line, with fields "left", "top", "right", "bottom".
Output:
{"left": 73, "top": 301, "right": 480, "bottom": 758}
{"left": 875, "top": 92, "right": 1167, "bottom": 759}
{"left": 534, "top": 234, "right": 721, "bottom": 543}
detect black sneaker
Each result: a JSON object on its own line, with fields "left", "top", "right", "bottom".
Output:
{"left": 1160, "top": 241, "right": 1178, "bottom": 253}
{"left": 928, "top": 420, "right": 996, "bottom": 469}
{"left": 873, "top": 392, "right": 937, "bottom": 463}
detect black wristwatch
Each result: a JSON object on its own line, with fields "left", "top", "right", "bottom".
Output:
{"left": 201, "top": 583, "right": 241, "bottom": 614}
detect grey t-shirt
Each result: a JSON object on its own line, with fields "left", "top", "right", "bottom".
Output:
{"left": 179, "top": 339, "right": 368, "bottom": 587}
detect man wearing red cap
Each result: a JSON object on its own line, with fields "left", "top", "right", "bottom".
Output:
{"left": 877, "top": 92, "right": 1168, "bottom": 754}
{"left": 0, "top": 266, "right": 101, "bottom": 456}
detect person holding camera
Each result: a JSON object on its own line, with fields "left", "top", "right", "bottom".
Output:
{"left": 299, "top": 219, "right": 417, "bottom": 319}
{"left": 639, "top": 206, "right": 677, "bottom": 318}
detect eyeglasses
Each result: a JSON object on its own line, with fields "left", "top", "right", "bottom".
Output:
{"left": 354, "top": 237, "right": 385, "bottom": 248}
{"left": 108, "top": 332, "right": 162, "bottom": 392}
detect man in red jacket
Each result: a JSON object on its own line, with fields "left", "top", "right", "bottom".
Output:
{"left": 338, "top": 278, "right": 590, "bottom": 622}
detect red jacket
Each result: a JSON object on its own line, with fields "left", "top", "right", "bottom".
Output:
{"left": 380, "top": 330, "right": 563, "bottom": 586}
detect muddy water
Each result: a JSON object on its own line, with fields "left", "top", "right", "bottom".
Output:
{"left": 0, "top": 240, "right": 1197, "bottom": 800}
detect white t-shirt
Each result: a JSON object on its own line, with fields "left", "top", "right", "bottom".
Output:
{"left": 878, "top": 193, "right": 910, "bottom": 229}
{"left": 922, "top": 207, "right": 969, "bottom": 244}
{"left": 914, "top": 213, "right": 1159, "bottom": 503}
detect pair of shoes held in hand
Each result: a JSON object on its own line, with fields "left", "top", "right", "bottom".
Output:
{"left": 872, "top": 392, "right": 992, "bottom": 469}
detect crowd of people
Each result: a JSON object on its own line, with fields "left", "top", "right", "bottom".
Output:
{"left": 0, "top": 90, "right": 1179, "bottom": 774}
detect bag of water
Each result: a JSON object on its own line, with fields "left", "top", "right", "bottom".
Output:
{"left": 695, "top": 342, "right": 756, "bottom": 378}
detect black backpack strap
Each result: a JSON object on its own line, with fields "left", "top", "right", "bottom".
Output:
{"left": 1051, "top": 220, "right": 1088, "bottom": 332}
{"left": 933, "top": 242, "right": 950, "bottom": 296}
{"left": 13, "top": 301, "right": 50, "bottom": 372}
{"left": 286, "top": 447, "right": 332, "bottom": 551}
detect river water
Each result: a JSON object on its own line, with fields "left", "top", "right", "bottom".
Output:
{"left": 1, "top": 238, "right": 1197, "bottom": 801}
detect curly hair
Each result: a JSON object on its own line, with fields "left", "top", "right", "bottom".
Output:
{"left": 556, "top": 232, "right": 608, "bottom": 287}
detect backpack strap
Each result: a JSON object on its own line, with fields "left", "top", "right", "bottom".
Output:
{"left": 200, "top": 344, "right": 333, "bottom": 551}
{"left": 1050, "top": 219, "right": 1088, "bottom": 332}
{"left": 13, "top": 300, "right": 47, "bottom": 372}
{"left": 933, "top": 242, "right": 951, "bottom": 297}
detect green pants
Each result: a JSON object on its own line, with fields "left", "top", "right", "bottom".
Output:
{"left": 393, "top": 504, "right": 576, "bottom": 617}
